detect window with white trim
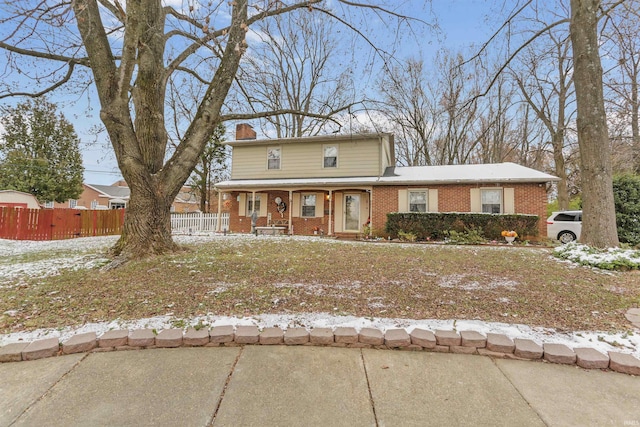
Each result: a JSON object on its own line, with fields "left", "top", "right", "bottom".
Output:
{"left": 68, "top": 199, "right": 77, "bottom": 208}
{"left": 90, "top": 200, "right": 98, "bottom": 209}
{"left": 267, "top": 147, "right": 281, "bottom": 170}
{"left": 247, "top": 194, "right": 261, "bottom": 214}
{"left": 481, "top": 189, "right": 502, "bottom": 213}
{"left": 44, "top": 201, "right": 54, "bottom": 209}
{"left": 408, "top": 191, "right": 427, "bottom": 212}
{"left": 323, "top": 145, "right": 338, "bottom": 168}
{"left": 301, "top": 194, "right": 316, "bottom": 217}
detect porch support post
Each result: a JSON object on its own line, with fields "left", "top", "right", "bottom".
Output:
{"left": 288, "top": 190, "right": 293, "bottom": 235}
{"left": 216, "top": 191, "right": 223, "bottom": 232}
{"left": 368, "top": 187, "right": 373, "bottom": 237}
{"left": 328, "top": 190, "right": 333, "bottom": 236}
{"left": 251, "top": 191, "right": 257, "bottom": 234}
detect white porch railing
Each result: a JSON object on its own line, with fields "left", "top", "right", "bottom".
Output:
{"left": 171, "top": 212, "right": 229, "bottom": 234}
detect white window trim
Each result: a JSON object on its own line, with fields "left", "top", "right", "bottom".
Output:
{"left": 407, "top": 189, "right": 428, "bottom": 213}
{"left": 68, "top": 199, "right": 77, "bottom": 209}
{"left": 480, "top": 188, "right": 503, "bottom": 214}
{"left": 322, "top": 144, "right": 338, "bottom": 168}
{"left": 267, "top": 146, "right": 281, "bottom": 170}
{"left": 300, "top": 193, "right": 317, "bottom": 217}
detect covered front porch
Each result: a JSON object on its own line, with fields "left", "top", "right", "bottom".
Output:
{"left": 213, "top": 186, "right": 373, "bottom": 237}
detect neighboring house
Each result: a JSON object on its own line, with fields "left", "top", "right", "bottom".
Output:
{"left": 214, "top": 125, "right": 560, "bottom": 237}
{"left": 50, "top": 182, "right": 199, "bottom": 213}
{"left": 0, "top": 190, "right": 40, "bottom": 209}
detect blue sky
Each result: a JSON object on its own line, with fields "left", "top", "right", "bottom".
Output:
{"left": 2, "top": 1, "right": 496, "bottom": 186}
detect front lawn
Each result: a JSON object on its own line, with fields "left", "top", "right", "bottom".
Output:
{"left": 0, "top": 235, "right": 638, "bottom": 334}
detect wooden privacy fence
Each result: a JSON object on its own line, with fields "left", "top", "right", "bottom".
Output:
{"left": 171, "top": 212, "right": 229, "bottom": 234}
{"left": 0, "top": 207, "right": 125, "bottom": 241}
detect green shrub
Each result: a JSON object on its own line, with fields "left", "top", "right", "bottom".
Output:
{"left": 613, "top": 174, "right": 640, "bottom": 247}
{"left": 385, "top": 212, "right": 539, "bottom": 241}
{"left": 398, "top": 230, "right": 417, "bottom": 242}
{"left": 444, "top": 227, "right": 486, "bottom": 244}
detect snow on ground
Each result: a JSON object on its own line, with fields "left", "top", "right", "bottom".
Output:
{"left": 0, "top": 234, "right": 638, "bottom": 358}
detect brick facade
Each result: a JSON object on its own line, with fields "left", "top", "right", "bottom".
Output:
{"left": 372, "top": 183, "right": 547, "bottom": 237}
{"left": 223, "top": 183, "right": 549, "bottom": 237}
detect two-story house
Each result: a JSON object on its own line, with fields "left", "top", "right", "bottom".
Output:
{"left": 214, "top": 124, "right": 559, "bottom": 237}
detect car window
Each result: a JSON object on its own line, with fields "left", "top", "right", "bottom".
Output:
{"left": 554, "top": 213, "right": 577, "bottom": 221}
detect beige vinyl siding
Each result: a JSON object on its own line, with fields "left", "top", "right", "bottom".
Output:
{"left": 231, "top": 139, "right": 382, "bottom": 179}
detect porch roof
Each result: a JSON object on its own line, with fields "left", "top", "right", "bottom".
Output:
{"left": 215, "top": 162, "right": 559, "bottom": 190}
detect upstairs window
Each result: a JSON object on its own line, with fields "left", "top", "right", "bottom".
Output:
{"left": 323, "top": 145, "right": 338, "bottom": 168}
{"left": 267, "top": 147, "right": 281, "bottom": 170}
{"left": 408, "top": 191, "right": 427, "bottom": 212}
{"left": 301, "top": 194, "right": 316, "bottom": 217}
{"left": 481, "top": 189, "right": 502, "bottom": 213}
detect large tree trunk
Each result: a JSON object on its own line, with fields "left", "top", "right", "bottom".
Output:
{"left": 570, "top": 0, "right": 619, "bottom": 247}
{"left": 112, "top": 180, "right": 179, "bottom": 258}
{"left": 73, "top": 0, "right": 248, "bottom": 261}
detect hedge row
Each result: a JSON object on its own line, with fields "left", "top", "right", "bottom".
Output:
{"left": 384, "top": 212, "right": 539, "bottom": 241}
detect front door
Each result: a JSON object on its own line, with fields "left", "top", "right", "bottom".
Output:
{"left": 344, "top": 194, "right": 360, "bottom": 232}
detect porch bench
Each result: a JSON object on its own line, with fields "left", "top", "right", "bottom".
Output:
{"left": 256, "top": 226, "right": 287, "bottom": 236}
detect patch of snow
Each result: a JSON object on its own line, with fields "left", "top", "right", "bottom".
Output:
{"left": 554, "top": 243, "right": 640, "bottom": 269}
{"left": 438, "top": 274, "right": 517, "bottom": 290}
{"left": 0, "top": 256, "right": 109, "bottom": 283}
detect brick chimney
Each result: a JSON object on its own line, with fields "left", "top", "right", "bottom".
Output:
{"left": 236, "top": 123, "right": 257, "bottom": 140}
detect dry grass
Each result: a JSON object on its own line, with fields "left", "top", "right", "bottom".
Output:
{"left": 1, "top": 237, "right": 639, "bottom": 334}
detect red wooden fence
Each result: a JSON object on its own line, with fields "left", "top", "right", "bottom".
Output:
{"left": 0, "top": 207, "right": 125, "bottom": 241}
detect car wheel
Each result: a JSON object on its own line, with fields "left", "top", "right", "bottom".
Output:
{"left": 558, "top": 231, "right": 576, "bottom": 244}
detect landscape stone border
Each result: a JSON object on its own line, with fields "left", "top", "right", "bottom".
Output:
{"left": 1, "top": 326, "right": 639, "bottom": 376}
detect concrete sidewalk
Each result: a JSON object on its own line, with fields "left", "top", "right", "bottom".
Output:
{"left": 1, "top": 346, "right": 639, "bottom": 427}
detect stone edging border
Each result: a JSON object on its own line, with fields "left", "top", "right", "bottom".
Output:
{"left": 1, "top": 326, "right": 639, "bottom": 376}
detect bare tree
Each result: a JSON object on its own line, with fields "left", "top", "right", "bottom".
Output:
{"left": 234, "top": 8, "right": 355, "bottom": 138}
{"left": 0, "top": 0, "right": 414, "bottom": 261}
{"left": 378, "top": 58, "right": 439, "bottom": 166}
{"left": 602, "top": 1, "right": 640, "bottom": 172}
{"left": 434, "top": 51, "right": 483, "bottom": 165}
{"left": 510, "top": 24, "right": 576, "bottom": 210}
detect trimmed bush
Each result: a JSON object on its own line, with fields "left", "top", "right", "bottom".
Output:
{"left": 385, "top": 212, "right": 539, "bottom": 241}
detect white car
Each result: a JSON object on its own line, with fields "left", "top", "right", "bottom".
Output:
{"left": 547, "top": 210, "right": 582, "bottom": 243}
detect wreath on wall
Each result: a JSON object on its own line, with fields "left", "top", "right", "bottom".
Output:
{"left": 274, "top": 197, "right": 287, "bottom": 217}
